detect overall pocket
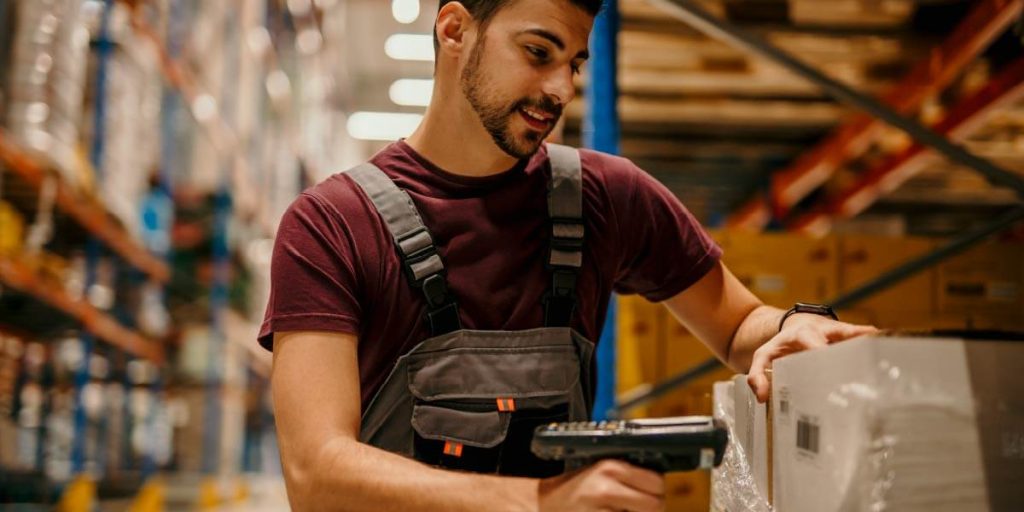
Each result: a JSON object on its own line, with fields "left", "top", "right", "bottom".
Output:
{"left": 411, "top": 398, "right": 571, "bottom": 476}
{"left": 411, "top": 401, "right": 509, "bottom": 473}
{"left": 401, "top": 331, "right": 591, "bottom": 476}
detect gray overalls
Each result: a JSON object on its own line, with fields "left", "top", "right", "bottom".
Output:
{"left": 346, "top": 144, "right": 595, "bottom": 477}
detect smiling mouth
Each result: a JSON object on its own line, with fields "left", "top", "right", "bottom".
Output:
{"left": 519, "top": 106, "right": 555, "bottom": 131}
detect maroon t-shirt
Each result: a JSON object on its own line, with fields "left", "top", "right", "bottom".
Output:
{"left": 259, "top": 141, "right": 722, "bottom": 409}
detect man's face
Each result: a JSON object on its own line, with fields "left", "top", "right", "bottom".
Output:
{"left": 459, "top": 0, "right": 593, "bottom": 158}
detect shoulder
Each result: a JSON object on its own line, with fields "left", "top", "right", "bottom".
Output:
{"left": 291, "top": 171, "right": 376, "bottom": 223}
{"left": 569, "top": 147, "right": 652, "bottom": 202}
{"left": 576, "top": 147, "right": 639, "bottom": 181}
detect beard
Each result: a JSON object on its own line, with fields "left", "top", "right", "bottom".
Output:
{"left": 460, "top": 35, "right": 563, "bottom": 159}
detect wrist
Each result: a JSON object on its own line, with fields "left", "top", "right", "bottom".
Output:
{"left": 778, "top": 302, "right": 837, "bottom": 333}
{"left": 497, "top": 475, "right": 543, "bottom": 512}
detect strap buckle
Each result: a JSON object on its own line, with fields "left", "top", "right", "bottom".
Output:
{"left": 549, "top": 268, "right": 578, "bottom": 298}
{"left": 421, "top": 274, "right": 450, "bottom": 308}
{"left": 401, "top": 243, "right": 440, "bottom": 285}
{"left": 550, "top": 218, "right": 585, "bottom": 253}
{"left": 543, "top": 269, "right": 578, "bottom": 327}
{"left": 426, "top": 300, "right": 461, "bottom": 335}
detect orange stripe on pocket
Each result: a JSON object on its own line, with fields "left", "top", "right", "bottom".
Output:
{"left": 443, "top": 441, "right": 464, "bottom": 457}
{"left": 496, "top": 398, "right": 516, "bottom": 412}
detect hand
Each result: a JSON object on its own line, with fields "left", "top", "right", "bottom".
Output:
{"left": 538, "top": 459, "right": 665, "bottom": 512}
{"left": 747, "top": 314, "right": 878, "bottom": 403}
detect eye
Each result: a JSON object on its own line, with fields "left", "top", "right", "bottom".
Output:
{"left": 525, "top": 45, "right": 549, "bottom": 61}
{"left": 570, "top": 62, "right": 582, "bottom": 75}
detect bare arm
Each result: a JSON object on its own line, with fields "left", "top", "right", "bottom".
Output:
{"left": 661, "top": 261, "right": 877, "bottom": 402}
{"left": 659, "top": 261, "right": 768, "bottom": 371}
{"left": 271, "top": 330, "right": 666, "bottom": 512}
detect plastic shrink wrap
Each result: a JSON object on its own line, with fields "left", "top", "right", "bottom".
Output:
{"left": 711, "top": 378, "right": 772, "bottom": 512}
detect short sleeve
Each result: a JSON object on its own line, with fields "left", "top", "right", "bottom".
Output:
{"left": 257, "top": 192, "right": 363, "bottom": 350}
{"left": 610, "top": 160, "right": 722, "bottom": 302}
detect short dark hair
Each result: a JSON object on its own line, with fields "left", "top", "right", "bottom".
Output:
{"left": 433, "top": 0, "right": 603, "bottom": 53}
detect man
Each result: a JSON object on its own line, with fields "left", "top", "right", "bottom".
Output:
{"left": 261, "top": 0, "right": 877, "bottom": 510}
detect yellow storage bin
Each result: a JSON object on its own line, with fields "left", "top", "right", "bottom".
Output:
{"left": 0, "top": 201, "right": 24, "bottom": 255}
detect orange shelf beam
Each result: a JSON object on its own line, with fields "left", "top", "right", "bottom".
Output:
{"left": 0, "top": 255, "right": 165, "bottom": 364}
{"left": 0, "top": 130, "right": 170, "bottom": 283}
{"left": 726, "top": 0, "right": 1024, "bottom": 230}
{"left": 789, "top": 56, "right": 1024, "bottom": 236}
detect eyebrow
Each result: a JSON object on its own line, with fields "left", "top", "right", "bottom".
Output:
{"left": 518, "top": 28, "right": 590, "bottom": 60}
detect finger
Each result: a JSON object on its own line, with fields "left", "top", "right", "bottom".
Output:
{"left": 747, "top": 345, "right": 775, "bottom": 403}
{"left": 826, "top": 323, "right": 880, "bottom": 342}
{"left": 608, "top": 462, "right": 664, "bottom": 496}
{"left": 795, "top": 329, "right": 830, "bottom": 350}
{"left": 598, "top": 480, "right": 664, "bottom": 512}
{"left": 748, "top": 335, "right": 809, "bottom": 402}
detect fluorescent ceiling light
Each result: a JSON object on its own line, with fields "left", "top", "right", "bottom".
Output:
{"left": 389, "top": 79, "right": 433, "bottom": 107}
{"left": 392, "top": 0, "right": 420, "bottom": 24}
{"left": 385, "top": 34, "right": 434, "bottom": 62}
{"left": 191, "top": 94, "right": 218, "bottom": 123}
{"left": 347, "top": 111, "right": 423, "bottom": 141}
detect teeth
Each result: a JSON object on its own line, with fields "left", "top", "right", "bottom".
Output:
{"left": 523, "top": 108, "right": 548, "bottom": 122}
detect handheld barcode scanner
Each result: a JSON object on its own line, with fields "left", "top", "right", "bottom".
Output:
{"left": 530, "top": 416, "right": 729, "bottom": 473}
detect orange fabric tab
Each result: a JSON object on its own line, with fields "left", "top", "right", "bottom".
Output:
{"left": 443, "top": 441, "right": 464, "bottom": 457}
{"left": 496, "top": 398, "right": 516, "bottom": 412}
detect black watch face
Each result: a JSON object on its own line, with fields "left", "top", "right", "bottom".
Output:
{"left": 796, "top": 303, "right": 835, "bottom": 317}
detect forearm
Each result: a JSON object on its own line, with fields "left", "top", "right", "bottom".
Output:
{"left": 287, "top": 436, "right": 537, "bottom": 512}
{"left": 726, "top": 305, "right": 785, "bottom": 372}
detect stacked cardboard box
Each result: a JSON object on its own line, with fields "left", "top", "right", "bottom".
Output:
{"left": 714, "top": 230, "right": 839, "bottom": 309}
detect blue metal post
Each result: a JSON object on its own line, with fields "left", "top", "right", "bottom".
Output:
{"left": 71, "top": 0, "right": 114, "bottom": 477}
{"left": 583, "top": 0, "right": 620, "bottom": 421}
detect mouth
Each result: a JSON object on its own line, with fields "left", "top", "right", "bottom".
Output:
{"left": 518, "top": 106, "right": 556, "bottom": 131}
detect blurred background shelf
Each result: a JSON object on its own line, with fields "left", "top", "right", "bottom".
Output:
{"left": 0, "top": 129, "right": 170, "bottom": 283}
{"left": 0, "top": 253, "right": 164, "bottom": 363}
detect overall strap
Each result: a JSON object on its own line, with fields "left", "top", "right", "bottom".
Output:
{"left": 345, "top": 163, "right": 461, "bottom": 335}
{"left": 544, "top": 143, "right": 584, "bottom": 327}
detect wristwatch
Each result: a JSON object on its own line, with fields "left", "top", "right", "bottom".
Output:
{"left": 778, "top": 302, "right": 838, "bottom": 333}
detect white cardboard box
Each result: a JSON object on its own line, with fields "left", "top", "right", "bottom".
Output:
{"left": 772, "top": 336, "right": 1024, "bottom": 512}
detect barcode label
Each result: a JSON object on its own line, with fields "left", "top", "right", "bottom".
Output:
{"left": 797, "top": 416, "right": 820, "bottom": 454}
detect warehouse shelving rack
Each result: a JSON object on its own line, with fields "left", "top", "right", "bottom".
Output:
{"left": 0, "top": 132, "right": 171, "bottom": 283}
{"left": 0, "top": 256, "right": 163, "bottom": 363}
{"left": 0, "top": 0, "right": 172, "bottom": 508}
{"left": 609, "top": 0, "right": 1024, "bottom": 418}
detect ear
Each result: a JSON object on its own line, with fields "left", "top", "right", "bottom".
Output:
{"left": 436, "top": 2, "right": 472, "bottom": 58}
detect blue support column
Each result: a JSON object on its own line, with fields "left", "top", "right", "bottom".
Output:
{"left": 583, "top": 0, "right": 620, "bottom": 421}
{"left": 71, "top": 0, "right": 114, "bottom": 477}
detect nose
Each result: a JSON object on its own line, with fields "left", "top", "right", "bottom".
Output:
{"left": 543, "top": 66, "right": 576, "bottom": 106}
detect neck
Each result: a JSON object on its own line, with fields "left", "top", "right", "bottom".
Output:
{"left": 405, "top": 79, "right": 521, "bottom": 177}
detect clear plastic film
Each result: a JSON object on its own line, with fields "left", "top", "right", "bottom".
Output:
{"left": 711, "top": 379, "right": 772, "bottom": 512}
{"left": 772, "top": 335, "right": 1024, "bottom": 512}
